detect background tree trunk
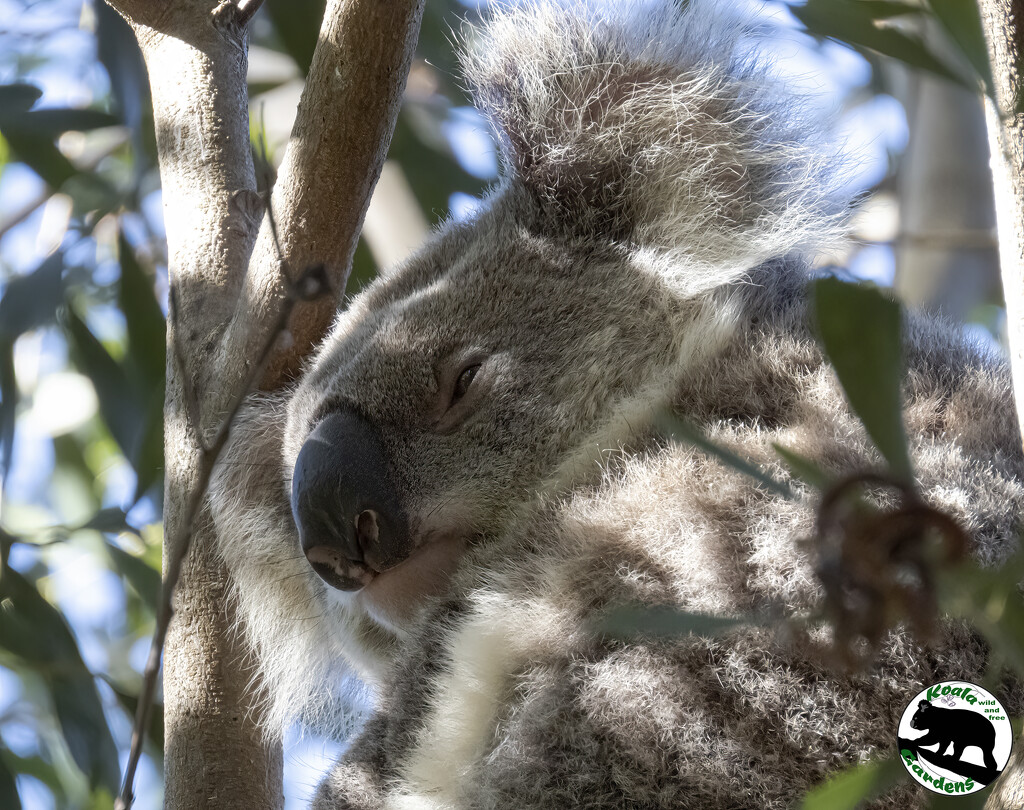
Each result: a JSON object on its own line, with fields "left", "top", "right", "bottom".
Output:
{"left": 103, "top": 0, "right": 424, "bottom": 806}
{"left": 980, "top": 2, "right": 1024, "bottom": 809}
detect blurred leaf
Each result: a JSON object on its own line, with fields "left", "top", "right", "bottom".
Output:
{"left": 0, "top": 108, "right": 119, "bottom": 137}
{"left": 0, "top": 130, "right": 78, "bottom": 188}
{"left": 0, "top": 750, "right": 65, "bottom": 804}
{"left": 117, "top": 234, "right": 166, "bottom": 500}
{"left": 0, "top": 83, "right": 42, "bottom": 113}
{"left": 78, "top": 507, "right": 133, "bottom": 535}
{"left": 793, "top": 0, "right": 974, "bottom": 89}
{"left": 0, "top": 253, "right": 64, "bottom": 341}
{"left": 265, "top": 0, "right": 325, "bottom": 75}
{"left": 0, "top": 747, "right": 19, "bottom": 810}
{"left": 773, "top": 444, "right": 833, "bottom": 490}
{"left": 812, "top": 278, "right": 913, "bottom": 483}
{"left": 0, "top": 341, "right": 16, "bottom": 489}
{"left": 103, "top": 677, "right": 163, "bottom": 754}
{"left": 118, "top": 235, "right": 165, "bottom": 388}
{"left": 657, "top": 414, "right": 794, "bottom": 499}
{"left": 63, "top": 306, "right": 141, "bottom": 465}
{"left": 105, "top": 542, "right": 159, "bottom": 612}
{"left": 0, "top": 254, "right": 62, "bottom": 488}
{"left": 928, "top": 0, "right": 995, "bottom": 97}
{"left": 132, "top": 405, "right": 163, "bottom": 502}
{"left": 96, "top": 1, "right": 147, "bottom": 141}
{"left": 599, "top": 605, "right": 760, "bottom": 640}
{"left": 941, "top": 551, "right": 1024, "bottom": 676}
{"left": 800, "top": 757, "right": 906, "bottom": 809}
{"left": 0, "top": 569, "right": 120, "bottom": 793}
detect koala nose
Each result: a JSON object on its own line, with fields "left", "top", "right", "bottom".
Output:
{"left": 291, "top": 411, "right": 410, "bottom": 591}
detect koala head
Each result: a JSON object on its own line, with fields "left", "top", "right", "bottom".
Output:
{"left": 911, "top": 700, "right": 934, "bottom": 730}
{"left": 276, "top": 1, "right": 845, "bottom": 636}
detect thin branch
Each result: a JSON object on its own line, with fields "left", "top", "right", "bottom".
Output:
{"left": 116, "top": 259, "right": 329, "bottom": 810}
{"left": 236, "top": 0, "right": 265, "bottom": 26}
{"left": 214, "top": 0, "right": 426, "bottom": 399}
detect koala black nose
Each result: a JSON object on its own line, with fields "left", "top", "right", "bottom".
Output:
{"left": 291, "top": 411, "right": 410, "bottom": 591}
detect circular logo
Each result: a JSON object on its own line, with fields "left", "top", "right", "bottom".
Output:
{"left": 898, "top": 681, "right": 1013, "bottom": 795}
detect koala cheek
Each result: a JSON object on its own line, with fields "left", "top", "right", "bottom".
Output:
{"left": 291, "top": 411, "right": 411, "bottom": 589}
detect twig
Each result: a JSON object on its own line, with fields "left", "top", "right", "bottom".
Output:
{"left": 236, "top": 0, "right": 265, "bottom": 26}
{"left": 114, "top": 259, "right": 329, "bottom": 810}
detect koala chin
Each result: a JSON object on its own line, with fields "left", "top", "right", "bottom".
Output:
{"left": 209, "top": 1, "right": 1024, "bottom": 807}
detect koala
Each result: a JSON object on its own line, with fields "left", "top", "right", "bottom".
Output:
{"left": 909, "top": 700, "right": 998, "bottom": 772}
{"left": 209, "top": 1, "right": 1024, "bottom": 808}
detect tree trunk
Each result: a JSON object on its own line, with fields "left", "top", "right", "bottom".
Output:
{"left": 103, "top": 0, "right": 424, "bottom": 806}
{"left": 894, "top": 76, "right": 999, "bottom": 319}
{"left": 980, "top": 2, "right": 1024, "bottom": 809}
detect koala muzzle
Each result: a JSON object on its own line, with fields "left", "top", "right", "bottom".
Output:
{"left": 291, "top": 411, "right": 410, "bottom": 591}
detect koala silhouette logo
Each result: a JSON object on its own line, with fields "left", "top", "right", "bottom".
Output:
{"left": 911, "top": 701, "right": 997, "bottom": 771}
{"left": 898, "top": 682, "right": 1012, "bottom": 795}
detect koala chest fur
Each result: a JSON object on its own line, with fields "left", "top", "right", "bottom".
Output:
{"left": 209, "top": 2, "right": 1024, "bottom": 808}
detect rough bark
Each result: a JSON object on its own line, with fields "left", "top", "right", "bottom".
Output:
{"left": 981, "top": 0, "right": 1024, "bottom": 448}
{"left": 103, "top": 0, "right": 424, "bottom": 806}
{"left": 980, "top": 2, "right": 1024, "bottom": 809}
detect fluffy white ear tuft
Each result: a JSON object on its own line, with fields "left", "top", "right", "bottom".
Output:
{"left": 462, "top": 0, "right": 850, "bottom": 295}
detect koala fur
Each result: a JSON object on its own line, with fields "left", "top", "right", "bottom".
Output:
{"left": 209, "top": 1, "right": 1024, "bottom": 808}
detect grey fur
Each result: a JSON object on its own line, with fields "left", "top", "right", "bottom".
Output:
{"left": 208, "top": 2, "right": 1024, "bottom": 807}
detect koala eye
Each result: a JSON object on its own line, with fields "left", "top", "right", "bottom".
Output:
{"left": 451, "top": 364, "right": 481, "bottom": 406}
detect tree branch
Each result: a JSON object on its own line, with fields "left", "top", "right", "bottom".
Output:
{"left": 103, "top": 0, "right": 425, "bottom": 805}
{"left": 216, "top": 0, "right": 426, "bottom": 397}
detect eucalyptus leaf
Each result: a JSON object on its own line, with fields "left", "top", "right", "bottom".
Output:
{"left": 105, "top": 542, "right": 160, "bottom": 612}
{"left": 599, "top": 605, "right": 759, "bottom": 640}
{"left": 0, "top": 747, "right": 20, "bottom": 810}
{"left": 811, "top": 277, "right": 912, "bottom": 483}
{"left": 772, "top": 443, "right": 832, "bottom": 491}
{"left": 0, "top": 569, "right": 119, "bottom": 793}
{"left": 265, "top": 0, "right": 326, "bottom": 75}
{"left": 793, "top": 0, "right": 974, "bottom": 89}
{"left": 0, "top": 83, "right": 42, "bottom": 113}
{"left": 0, "top": 108, "right": 119, "bottom": 137}
{"left": 800, "top": 757, "right": 907, "bottom": 809}
{"left": 928, "top": 0, "right": 995, "bottom": 97}
{"left": 0, "top": 253, "right": 63, "bottom": 341}
{"left": 63, "top": 306, "right": 142, "bottom": 465}
{"left": 657, "top": 414, "right": 794, "bottom": 499}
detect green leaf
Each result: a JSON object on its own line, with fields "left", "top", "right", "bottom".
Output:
{"left": 811, "top": 277, "right": 913, "bottom": 483}
{"left": 928, "top": 0, "right": 995, "bottom": 97}
{"left": 0, "top": 341, "right": 16, "bottom": 489}
{"left": 105, "top": 542, "right": 160, "bottom": 612}
{"left": 0, "top": 747, "right": 20, "bottom": 810}
{"left": 63, "top": 306, "right": 142, "bottom": 464}
{"left": 793, "top": 0, "right": 975, "bottom": 89}
{"left": 800, "top": 757, "right": 907, "bottom": 809}
{"left": 0, "top": 253, "right": 63, "bottom": 341}
{"left": 772, "top": 443, "right": 833, "bottom": 490}
{"left": 265, "top": 0, "right": 326, "bottom": 75}
{"left": 941, "top": 551, "right": 1024, "bottom": 676}
{"left": 0, "top": 569, "right": 120, "bottom": 793}
{"left": 0, "top": 130, "right": 78, "bottom": 188}
{"left": 102, "top": 677, "right": 163, "bottom": 754}
{"left": 0, "top": 83, "right": 42, "bottom": 113}
{"left": 117, "top": 234, "right": 166, "bottom": 500}
{"left": 0, "top": 108, "right": 119, "bottom": 137}
{"left": 657, "top": 414, "right": 794, "bottom": 499}
{"left": 598, "top": 605, "right": 759, "bottom": 640}
{"left": 78, "top": 507, "right": 133, "bottom": 535}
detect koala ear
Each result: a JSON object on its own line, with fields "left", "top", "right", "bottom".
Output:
{"left": 462, "top": 0, "right": 848, "bottom": 296}
{"left": 919, "top": 700, "right": 931, "bottom": 708}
